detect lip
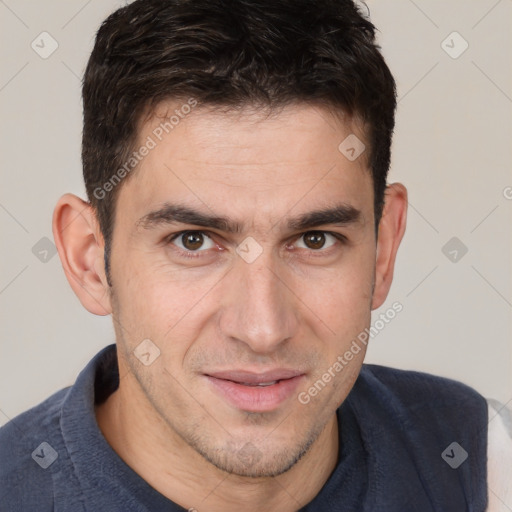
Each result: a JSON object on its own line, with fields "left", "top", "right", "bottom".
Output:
{"left": 205, "top": 369, "right": 305, "bottom": 413}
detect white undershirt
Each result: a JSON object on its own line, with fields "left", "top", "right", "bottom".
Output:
{"left": 486, "top": 399, "right": 512, "bottom": 511}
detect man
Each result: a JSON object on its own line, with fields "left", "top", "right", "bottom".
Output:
{"left": 1, "top": 0, "right": 510, "bottom": 510}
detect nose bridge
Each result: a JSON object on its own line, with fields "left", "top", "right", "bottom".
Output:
{"left": 219, "top": 249, "right": 297, "bottom": 353}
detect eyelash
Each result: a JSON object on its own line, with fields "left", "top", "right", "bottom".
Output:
{"left": 166, "top": 230, "right": 347, "bottom": 259}
{"left": 165, "top": 231, "right": 213, "bottom": 259}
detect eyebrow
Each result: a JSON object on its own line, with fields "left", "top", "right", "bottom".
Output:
{"left": 135, "top": 202, "right": 362, "bottom": 234}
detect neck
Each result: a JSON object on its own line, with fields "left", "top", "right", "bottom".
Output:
{"left": 96, "top": 371, "right": 339, "bottom": 512}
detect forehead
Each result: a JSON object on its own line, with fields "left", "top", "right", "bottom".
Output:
{"left": 116, "top": 101, "right": 373, "bottom": 227}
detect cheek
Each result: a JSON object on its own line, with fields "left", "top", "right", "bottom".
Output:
{"left": 294, "top": 249, "right": 375, "bottom": 337}
{"left": 112, "top": 260, "right": 218, "bottom": 358}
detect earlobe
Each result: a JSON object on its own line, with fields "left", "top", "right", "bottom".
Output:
{"left": 52, "top": 193, "right": 112, "bottom": 316}
{"left": 371, "top": 183, "right": 408, "bottom": 310}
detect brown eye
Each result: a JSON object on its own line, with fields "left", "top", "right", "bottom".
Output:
{"left": 171, "top": 231, "right": 215, "bottom": 252}
{"left": 303, "top": 231, "right": 326, "bottom": 249}
{"left": 182, "top": 232, "right": 204, "bottom": 250}
{"left": 295, "top": 231, "right": 338, "bottom": 251}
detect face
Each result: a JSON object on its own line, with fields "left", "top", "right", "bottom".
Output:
{"left": 108, "top": 103, "right": 378, "bottom": 477}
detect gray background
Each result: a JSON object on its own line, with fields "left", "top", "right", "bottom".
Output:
{"left": 1, "top": 0, "right": 511, "bottom": 424}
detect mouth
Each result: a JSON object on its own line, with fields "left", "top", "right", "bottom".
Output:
{"left": 204, "top": 369, "right": 305, "bottom": 413}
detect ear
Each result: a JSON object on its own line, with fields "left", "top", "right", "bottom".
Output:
{"left": 52, "top": 193, "right": 112, "bottom": 315}
{"left": 371, "top": 183, "right": 408, "bottom": 310}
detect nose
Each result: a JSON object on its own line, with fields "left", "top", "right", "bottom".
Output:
{"left": 218, "top": 251, "right": 299, "bottom": 354}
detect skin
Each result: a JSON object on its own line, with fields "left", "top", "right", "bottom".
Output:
{"left": 52, "top": 102, "right": 407, "bottom": 512}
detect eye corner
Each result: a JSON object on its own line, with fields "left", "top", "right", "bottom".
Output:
{"left": 291, "top": 230, "right": 348, "bottom": 253}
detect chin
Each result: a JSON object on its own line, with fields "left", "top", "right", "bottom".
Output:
{"left": 191, "top": 425, "right": 323, "bottom": 478}
{"left": 204, "top": 447, "right": 308, "bottom": 478}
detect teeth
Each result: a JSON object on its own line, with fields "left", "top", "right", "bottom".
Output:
{"left": 240, "top": 381, "right": 278, "bottom": 387}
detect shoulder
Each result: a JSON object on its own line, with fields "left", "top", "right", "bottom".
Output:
{"left": 0, "top": 387, "right": 70, "bottom": 511}
{"left": 346, "top": 364, "right": 489, "bottom": 508}
{"left": 358, "top": 363, "right": 488, "bottom": 414}
{"left": 486, "top": 399, "right": 512, "bottom": 511}
{"left": 351, "top": 364, "right": 489, "bottom": 464}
